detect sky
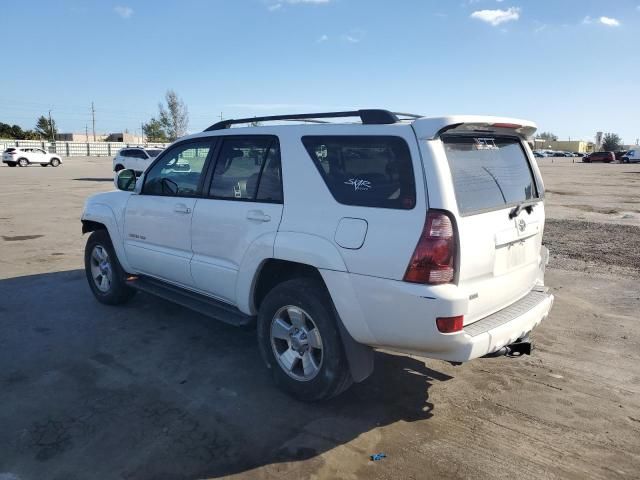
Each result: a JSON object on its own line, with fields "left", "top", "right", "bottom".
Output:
{"left": 2, "top": 0, "right": 639, "bottom": 144}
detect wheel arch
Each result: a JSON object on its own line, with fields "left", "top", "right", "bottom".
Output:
{"left": 250, "top": 257, "right": 374, "bottom": 383}
{"left": 81, "top": 203, "right": 133, "bottom": 273}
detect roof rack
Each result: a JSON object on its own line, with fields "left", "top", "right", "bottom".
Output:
{"left": 204, "top": 109, "right": 421, "bottom": 131}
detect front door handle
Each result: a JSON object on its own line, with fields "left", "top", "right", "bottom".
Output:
{"left": 247, "top": 210, "right": 271, "bottom": 222}
{"left": 174, "top": 203, "right": 192, "bottom": 214}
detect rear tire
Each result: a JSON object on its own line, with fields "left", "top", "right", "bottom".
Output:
{"left": 114, "top": 164, "right": 124, "bottom": 172}
{"left": 84, "top": 230, "right": 136, "bottom": 305}
{"left": 7, "top": 163, "right": 16, "bottom": 167}
{"left": 50, "top": 158, "right": 60, "bottom": 167}
{"left": 40, "top": 164, "right": 48, "bottom": 167}
{"left": 257, "top": 277, "right": 353, "bottom": 401}
{"left": 17, "top": 158, "right": 28, "bottom": 167}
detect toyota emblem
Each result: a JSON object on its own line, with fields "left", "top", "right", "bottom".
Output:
{"left": 518, "top": 218, "right": 527, "bottom": 232}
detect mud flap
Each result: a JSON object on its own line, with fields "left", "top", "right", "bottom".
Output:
{"left": 335, "top": 315, "right": 374, "bottom": 383}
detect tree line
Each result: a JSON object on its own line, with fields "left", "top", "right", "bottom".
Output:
{"left": 0, "top": 116, "right": 57, "bottom": 140}
{"left": 1, "top": 89, "right": 190, "bottom": 144}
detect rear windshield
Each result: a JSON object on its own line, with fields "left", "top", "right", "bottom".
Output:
{"left": 443, "top": 135, "right": 538, "bottom": 215}
{"left": 4, "top": 148, "right": 16, "bottom": 152}
{"left": 302, "top": 135, "right": 416, "bottom": 209}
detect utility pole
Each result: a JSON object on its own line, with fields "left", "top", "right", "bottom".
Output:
{"left": 220, "top": 112, "right": 223, "bottom": 121}
{"left": 141, "top": 121, "right": 145, "bottom": 144}
{"left": 48, "top": 109, "right": 54, "bottom": 143}
{"left": 85, "top": 125, "right": 89, "bottom": 141}
{"left": 91, "top": 102, "right": 96, "bottom": 141}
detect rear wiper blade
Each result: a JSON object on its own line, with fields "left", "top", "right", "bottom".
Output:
{"left": 509, "top": 203, "right": 534, "bottom": 219}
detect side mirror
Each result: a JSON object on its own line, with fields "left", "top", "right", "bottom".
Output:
{"left": 115, "top": 169, "right": 137, "bottom": 191}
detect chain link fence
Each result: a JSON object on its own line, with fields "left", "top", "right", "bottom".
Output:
{"left": 0, "top": 139, "right": 170, "bottom": 157}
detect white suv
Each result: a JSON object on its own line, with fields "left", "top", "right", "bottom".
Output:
{"left": 2, "top": 147, "right": 62, "bottom": 167}
{"left": 82, "top": 110, "right": 554, "bottom": 401}
{"left": 113, "top": 147, "right": 163, "bottom": 174}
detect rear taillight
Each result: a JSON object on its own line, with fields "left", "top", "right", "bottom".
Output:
{"left": 404, "top": 211, "right": 456, "bottom": 285}
{"left": 436, "top": 315, "right": 464, "bottom": 333}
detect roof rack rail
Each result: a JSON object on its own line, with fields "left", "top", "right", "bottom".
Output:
{"left": 204, "top": 109, "right": 420, "bottom": 131}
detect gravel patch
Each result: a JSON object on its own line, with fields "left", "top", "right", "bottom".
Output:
{"left": 544, "top": 219, "right": 640, "bottom": 278}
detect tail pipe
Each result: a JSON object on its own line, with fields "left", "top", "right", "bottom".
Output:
{"left": 483, "top": 334, "right": 532, "bottom": 358}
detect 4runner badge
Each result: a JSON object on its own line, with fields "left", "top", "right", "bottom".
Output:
{"left": 517, "top": 219, "right": 526, "bottom": 233}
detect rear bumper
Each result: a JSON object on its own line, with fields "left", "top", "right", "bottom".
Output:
{"left": 322, "top": 270, "right": 554, "bottom": 363}
{"left": 441, "top": 288, "right": 553, "bottom": 361}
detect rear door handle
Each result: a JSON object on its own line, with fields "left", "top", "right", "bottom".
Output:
{"left": 247, "top": 210, "right": 271, "bottom": 222}
{"left": 174, "top": 203, "right": 192, "bottom": 214}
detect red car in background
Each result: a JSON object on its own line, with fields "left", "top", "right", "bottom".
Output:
{"left": 583, "top": 151, "right": 615, "bottom": 163}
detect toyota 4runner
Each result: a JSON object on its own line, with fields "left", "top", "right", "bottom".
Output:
{"left": 81, "top": 110, "right": 554, "bottom": 401}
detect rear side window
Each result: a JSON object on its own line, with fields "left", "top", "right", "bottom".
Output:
{"left": 209, "top": 137, "right": 282, "bottom": 202}
{"left": 302, "top": 135, "right": 416, "bottom": 209}
{"left": 443, "top": 136, "right": 538, "bottom": 215}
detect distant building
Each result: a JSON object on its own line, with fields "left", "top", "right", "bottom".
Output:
{"left": 55, "top": 132, "right": 144, "bottom": 144}
{"left": 532, "top": 139, "right": 594, "bottom": 153}
{"left": 105, "top": 133, "right": 144, "bottom": 144}
{"left": 56, "top": 132, "right": 108, "bottom": 142}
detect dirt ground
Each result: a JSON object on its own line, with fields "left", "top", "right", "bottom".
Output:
{"left": 0, "top": 158, "right": 638, "bottom": 480}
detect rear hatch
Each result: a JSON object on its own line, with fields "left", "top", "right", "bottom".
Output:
{"left": 439, "top": 130, "right": 544, "bottom": 325}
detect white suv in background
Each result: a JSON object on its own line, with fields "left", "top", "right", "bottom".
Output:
{"left": 2, "top": 147, "right": 62, "bottom": 167}
{"left": 113, "top": 147, "right": 163, "bottom": 174}
{"left": 82, "top": 109, "right": 554, "bottom": 401}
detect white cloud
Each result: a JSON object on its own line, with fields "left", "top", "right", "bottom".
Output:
{"left": 599, "top": 16, "right": 620, "bottom": 27}
{"left": 316, "top": 34, "right": 329, "bottom": 43}
{"left": 284, "top": 0, "right": 331, "bottom": 3}
{"left": 268, "top": 3, "right": 282, "bottom": 11}
{"left": 114, "top": 5, "right": 133, "bottom": 19}
{"left": 342, "top": 29, "right": 365, "bottom": 43}
{"left": 583, "top": 15, "right": 621, "bottom": 27}
{"left": 471, "top": 7, "right": 520, "bottom": 26}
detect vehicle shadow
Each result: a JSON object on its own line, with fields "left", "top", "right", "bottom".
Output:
{"left": 73, "top": 177, "right": 114, "bottom": 182}
{"left": 0, "top": 270, "right": 452, "bottom": 480}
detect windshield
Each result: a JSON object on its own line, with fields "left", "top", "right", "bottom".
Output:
{"left": 145, "top": 149, "right": 162, "bottom": 157}
{"left": 443, "top": 135, "right": 539, "bottom": 215}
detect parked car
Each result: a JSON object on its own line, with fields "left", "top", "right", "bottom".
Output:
{"left": 2, "top": 147, "right": 62, "bottom": 167}
{"left": 572, "top": 152, "right": 585, "bottom": 157}
{"left": 82, "top": 110, "right": 554, "bottom": 401}
{"left": 621, "top": 149, "right": 640, "bottom": 163}
{"left": 533, "top": 151, "right": 544, "bottom": 158}
{"left": 583, "top": 151, "right": 615, "bottom": 163}
{"left": 113, "top": 147, "right": 163, "bottom": 174}
{"left": 614, "top": 151, "right": 629, "bottom": 162}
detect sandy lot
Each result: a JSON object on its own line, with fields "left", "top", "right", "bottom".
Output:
{"left": 0, "top": 158, "right": 638, "bottom": 480}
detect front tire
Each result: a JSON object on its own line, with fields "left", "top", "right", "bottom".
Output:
{"left": 50, "top": 158, "right": 60, "bottom": 167}
{"left": 17, "top": 158, "right": 28, "bottom": 167}
{"left": 84, "top": 230, "right": 136, "bottom": 305}
{"left": 257, "top": 278, "right": 353, "bottom": 401}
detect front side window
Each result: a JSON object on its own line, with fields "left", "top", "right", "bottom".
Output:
{"left": 209, "top": 137, "right": 282, "bottom": 202}
{"left": 142, "top": 140, "right": 212, "bottom": 196}
{"left": 443, "top": 135, "right": 539, "bottom": 215}
{"left": 302, "top": 135, "right": 416, "bottom": 209}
